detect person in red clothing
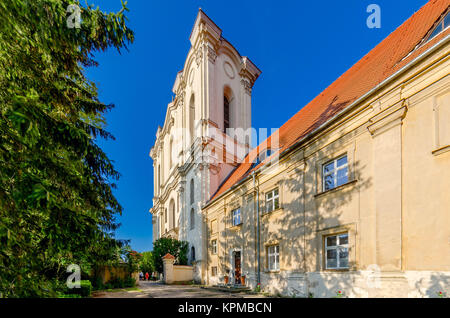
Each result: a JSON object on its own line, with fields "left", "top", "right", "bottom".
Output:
{"left": 145, "top": 272, "right": 149, "bottom": 281}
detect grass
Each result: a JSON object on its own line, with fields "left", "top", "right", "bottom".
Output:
{"left": 97, "top": 286, "right": 143, "bottom": 293}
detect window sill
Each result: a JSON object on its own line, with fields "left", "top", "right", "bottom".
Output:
{"left": 322, "top": 268, "right": 350, "bottom": 272}
{"left": 229, "top": 223, "right": 242, "bottom": 230}
{"left": 314, "top": 179, "right": 358, "bottom": 198}
{"left": 432, "top": 145, "right": 450, "bottom": 156}
{"left": 264, "top": 270, "right": 280, "bottom": 274}
{"left": 261, "top": 207, "right": 283, "bottom": 217}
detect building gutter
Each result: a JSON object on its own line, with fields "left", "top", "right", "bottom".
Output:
{"left": 252, "top": 171, "right": 261, "bottom": 285}
{"left": 202, "top": 34, "right": 449, "bottom": 210}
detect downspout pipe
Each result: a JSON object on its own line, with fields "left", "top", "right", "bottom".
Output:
{"left": 252, "top": 171, "right": 261, "bottom": 285}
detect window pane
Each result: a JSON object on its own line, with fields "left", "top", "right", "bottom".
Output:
{"left": 274, "top": 188, "right": 279, "bottom": 196}
{"left": 269, "top": 255, "right": 275, "bottom": 269}
{"left": 326, "top": 249, "right": 337, "bottom": 268}
{"left": 336, "top": 168, "right": 348, "bottom": 186}
{"left": 324, "top": 162, "right": 334, "bottom": 174}
{"left": 274, "top": 197, "right": 279, "bottom": 210}
{"left": 339, "top": 234, "right": 348, "bottom": 245}
{"left": 428, "top": 23, "right": 443, "bottom": 40}
{"left": 339, "top": 247, "right": 349, "bottom": 268}
{"left": 445, "top": 12, "right": 450, "bottom": 28}
{"left": 267, "top": 192, "right": 272, "bottom": 200}
{"left": 326, "top": 236, "right": 337, "bottom": 247}
{"left": 337, "top": 156, "right": 347, "bottom": 167}
{"left": 324, "top": 174, "right": 335, "bottom": 191}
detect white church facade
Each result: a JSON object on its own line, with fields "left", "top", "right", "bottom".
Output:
{"left": 149, "top": 9, "right": 261, "bottom": 282}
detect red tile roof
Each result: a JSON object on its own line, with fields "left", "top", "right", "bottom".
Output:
{"left": 209, "top": 0, "right": 450, "bottom": 202}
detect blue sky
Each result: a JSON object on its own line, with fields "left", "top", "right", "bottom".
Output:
{"left": 86, "top": 0, "right": 428, "bottom": 252}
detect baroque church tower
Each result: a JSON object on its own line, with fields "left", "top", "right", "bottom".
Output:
{"left": 149, "top": 9, "right": 260, "bottom": 281}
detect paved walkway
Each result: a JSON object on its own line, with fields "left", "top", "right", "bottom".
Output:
{"left": 93, "top": 281, "right": 264, "bottom": 298}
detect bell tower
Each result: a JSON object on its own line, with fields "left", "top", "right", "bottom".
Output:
{"left": 150, "top": 9, "right": 261, "bottom": 283}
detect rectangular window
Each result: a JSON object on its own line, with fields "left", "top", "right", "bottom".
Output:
{"left": 267, "top": 245, "right": 280, "bottom": 271}
{"left": 211, "top": 239, "right": 217, "bottom": 254}
{"left": 324, "top": 233, "right": 349, "bottom": 269}
{"left": 265, "top": 188, "right": 280, "bottom": 213}
{"left": 323, "top": 155, "right": 348, "bottom": 191}
{"left": 232, "top": 208, "right": 241, "bottom": 226}
{"left": 211, "top": 266, "right": 217, "bottom": 277}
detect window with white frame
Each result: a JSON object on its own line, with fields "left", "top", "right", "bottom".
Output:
{"left": 324, "top": 233, "right": 349, "bottom": 269}
{"left": 323, "top": 154, "right": 348, "bottom": 191}
{"left": 232, "top": 208, "right": 241, "bottom": 226}
{"left": 211, "top": 239, "right": 217, "bottom": 254}
{"left": 265, "top": 188, "right": 279, "bottom": 213}
{"left": 267, "top": 245, "right": 280, "bottom": 271}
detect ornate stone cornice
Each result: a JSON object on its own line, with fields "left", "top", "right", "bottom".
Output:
{"left": 367, "top": 100, "right": 407, "bottom": 136}
{"left": 207, "top": 45, "right": 217, "bottom": 63}
{"left": 240, "top": 78, "right": 252, "bottom": 95}
{"left": 195, "top": 46, "right": 203, "bottom": 66}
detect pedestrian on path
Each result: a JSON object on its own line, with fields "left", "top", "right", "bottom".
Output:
{"left": 145, "top": 272, "right": 149, "bottom": 281}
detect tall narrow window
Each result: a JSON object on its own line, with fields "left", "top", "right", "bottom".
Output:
{"left": 267, "top": 245, "right": 280, "bottom": 271}
{"left": 224, "top": 96, "right": 230, "bottom": 133}
{"left": 265, "top": 188, "right": 280, "bottom": 213}
{"left": 325, "top": 233, "right": 349, "bottom": 269}
{"left": 189, "top": 94, "right": 195, "bottom": 145}
{"left": 190, "top": 179, "right": 195, "bottom": 205}
{"left": 191, "top": 246, "right": 196, "bottom": 262}
{"left": 323, "top": 154, "right": 348, "bottom": 191}
{"left": 211, "top": 239, "right": 217, "bottom": 254}
{"left": 232, "top": 208, "right": 241, "bottom": 226}
{"left": 190, "top": 208, "right": 195, "bottom": 230}
{"left": 169, "top": 199, "right": 175, "bottom": 229}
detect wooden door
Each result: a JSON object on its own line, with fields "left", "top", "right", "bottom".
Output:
{"left": 234, "top": 251, "right": 241, "bottom": 284}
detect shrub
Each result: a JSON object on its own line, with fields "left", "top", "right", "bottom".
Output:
{"left": 152, "top": 237, "right": 189, "bottom": 273}
{"left": 109, "top": 276, "right": 126, "bottom": 289}
{"left": 57, "top": 293, "right": 82, "bottom": 298}
{"left": 92, "top": 276, "right": 105, "bottom": 291}
{"left": 124, "top": 277, "right": 136, "bottom": 288}
{"left": 66, "top": 280, "right": 92, "bottom": 297}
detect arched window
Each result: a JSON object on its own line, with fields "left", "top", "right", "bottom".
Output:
{"left": 191, "top": 246, "right": 196, "bottom": 263}
{"left": 169, "top": 199, "right": 175, "bottom": 229}
{"left": 224, "top": 95, "right": 230, "bottom": 133}
{"left": 190, "top": 179, "right": 195, "bottom": 205}
{"left": 189, "top": 94, "right": 195, "bottom": 145}
{"left": 190, "top": 208, "right": 195, "bottom": 230}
